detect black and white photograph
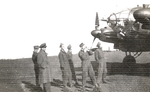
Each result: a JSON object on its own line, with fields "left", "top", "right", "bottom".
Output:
{"left": 0, "top": 0, "right": 150, "bottom": 92}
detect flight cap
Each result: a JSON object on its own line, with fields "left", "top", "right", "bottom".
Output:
{"left": 67, "top": 44, "right": 72, "bottom": 50}
{"left": 97, "top": 42, "right": 101, "bottom": 47}
{"left": 60, "top": 43, "right": 64, "bottom": 48}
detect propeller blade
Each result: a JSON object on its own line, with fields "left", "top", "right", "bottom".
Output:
{"left": 95, "top": 12, "right": 99, "bottom": 27}
{"left": 91, "top": 37, "right": 96, "bottom": 49}
{"left": 91, "top": 13, "right": 99, "bottom": 49}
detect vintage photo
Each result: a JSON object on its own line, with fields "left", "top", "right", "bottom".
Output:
{"left": 0, "top": 1, "right": 150, "bottom": 92}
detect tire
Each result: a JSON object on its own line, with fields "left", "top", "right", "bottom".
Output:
{"left": 123, "top": 55, "right": 136, "bottom": 68}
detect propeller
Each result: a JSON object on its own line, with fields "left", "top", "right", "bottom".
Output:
{"left": 91, "top": 37, "right": 96, "bottom": 48}
{"left": 95, "top": 12, "right": 99, "bottom": 27}
{"left": 91, "top": 12, "right": 99, "bottom": 49}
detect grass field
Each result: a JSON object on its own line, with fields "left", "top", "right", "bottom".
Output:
{"left": 0, "top": 51, "right": 150, "bottom": 92}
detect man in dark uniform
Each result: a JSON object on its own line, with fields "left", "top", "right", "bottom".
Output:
{"left": 58, "top": 43, "right": 72, "bottom": 90}
{"left": 94, "top": 42, "right": 107, "bottom": 86}
{"left": 32, "top": 45, "right": 40, "bottom": 86}
{"left": 37, "top": 43, "right": 52, "bottom": 92}
{"left": 66, "top": 44, "right": 79, "bottom": 86}
{"left": 78, "top": 43, "right": 98, "bottom": 91}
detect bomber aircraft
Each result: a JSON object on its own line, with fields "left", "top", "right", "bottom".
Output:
{"left": 91, "top": 4, "right": 150, "bottom": 67}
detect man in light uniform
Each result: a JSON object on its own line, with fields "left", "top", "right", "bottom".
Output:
{"left": 58, "top": 43, "right": 72, "bottom": 91}
{"left": 94, "top": 42, "right": 107, "bottom": 86}
{"left": 66, "top": 44, "right": 79, "bottom": 86}
{"left": 78, "top": 43, "right": 98, "bottom": 91}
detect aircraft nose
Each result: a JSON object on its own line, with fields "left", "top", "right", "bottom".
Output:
{"left": 91, "top": 30, "right": 101, "bottom": 38}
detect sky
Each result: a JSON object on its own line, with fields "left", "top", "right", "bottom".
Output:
{"left": 0, "top": 0, "right": 149, "bottom": 59}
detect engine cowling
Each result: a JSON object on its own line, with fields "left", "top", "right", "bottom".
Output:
{"left": 133, "top": 8, "right": 150, "bottom": 25}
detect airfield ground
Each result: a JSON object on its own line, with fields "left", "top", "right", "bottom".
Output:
{"left": 0, "top": 51, "right": 150, "bottom": 92}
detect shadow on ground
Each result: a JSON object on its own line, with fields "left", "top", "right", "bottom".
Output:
{"left": 22, "top": 61, "right": 149, "bottom": 91}
{"left": 21, "top": 81, "right": 42, "bottom": 92}
{"left": 51, "top": 79, "right": 64, "bottom": 88}
{"left": 91, "top": 61, "right": 150, "bottom": 77}
{"left": 74, "top": 61, "right": 150, "bottom": 77}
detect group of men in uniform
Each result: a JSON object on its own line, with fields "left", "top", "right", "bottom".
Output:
{"left": 32, "top": 42, "right": 107, "bottom": 92}
{"left": 32, "top": 43, "right": 51, "bottom": 92}
{"left": 78, "top": 42, "right": 107, "bottom": 92}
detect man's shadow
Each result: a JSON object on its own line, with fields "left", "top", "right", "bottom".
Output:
{"left": 21, "top": 80, "right": 65, "bottom": 92}
{"left": 51, "top": 79, "right": 64, "bottom": 88}
{"left": 21, "top": 81, "right": 42, "bottom": 92}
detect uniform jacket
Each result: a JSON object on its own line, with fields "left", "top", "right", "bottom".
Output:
{"left": 67, "top": 50, "right": 73, "bottom": 60}
{"left": 94, "top": 48, "right": 104, "bottom": 62}
{"left": 58, "top": 49, "right": 71, "bottom": 70}
{"left": 78, "top": 49, "right": 93, "bottom": 65}
{"left": 32, "top": 52, "right": 38, "bottom": 68}
{"left": 37, "top": 49, "right": 52, "bottom": 84}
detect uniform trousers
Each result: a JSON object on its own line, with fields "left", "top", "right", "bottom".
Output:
{"left": 82, "top": 62, "right": 96, "bottom": 87}
{"left": 34, "top": 65, "right": 39, "bottom": 86}
{"left": 61, "top": 67, "right": 72, "bottom": 87}
{"left": 68, "top": 59, "right": 78, "bottom": 82}
{"left": 97, "top": 58, "right": 107, "bottom": 84}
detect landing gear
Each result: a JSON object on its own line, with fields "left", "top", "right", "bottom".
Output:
{"left": 123, "top": 52, "right": 136, "bottom": 68}
{"left": 123, "top": 55, "right": 136, "bottom": 68}
{"left": 123, "top": 51, "right": 142, "bottom": 68}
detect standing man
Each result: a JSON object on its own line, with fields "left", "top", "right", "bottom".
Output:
{"left": 66, "top": 44, "right": 79, "bottom": 86}
{"left": 32, "top": 45, "right": 40, "bottom": 86}
{"left": 37, "top": 43, "right": 51, "bottom": 92}
{"left": 94, "top": 42, "right": 107, "bottom": 86}
{"left": 78, "top": 43, "right": 98, "bottom": 91}
{"left": 58, "top": 43, "right": 72, "bottom": 90}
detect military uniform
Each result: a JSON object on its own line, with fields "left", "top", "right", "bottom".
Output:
{"left": 37, "top": 43, "right": 51, "bottom": 92}
{"left": 94, "top": 47, "right": 107, "bottom": 84}
{"left": 32, "top": 49, "right": 39, "bottom": 86}
{"left": 78, "top": 49, "right": 97, "bottom": 88}
{"left": 58, "top": 49, "right": 72, "bottom": 87}
{"left": 67, "top": 48, "right": 78, "bottom": 84}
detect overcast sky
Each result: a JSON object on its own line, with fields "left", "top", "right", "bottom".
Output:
{"left": 0, "top": 0, "right": 148, "bottom": 59}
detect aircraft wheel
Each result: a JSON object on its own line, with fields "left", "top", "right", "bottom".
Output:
{"left": 123, "top": 55, "right": 136, "bottom": 68}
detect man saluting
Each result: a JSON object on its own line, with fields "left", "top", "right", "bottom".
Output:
{"left": 78, "top": 43, "right": 98, "bottom": 92}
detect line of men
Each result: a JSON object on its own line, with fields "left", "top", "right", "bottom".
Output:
{"left": 78, "top": 42, "right": 107, "bottom": 92}
{"left": 32, "top": 42, "right": 107, "bottom": 92}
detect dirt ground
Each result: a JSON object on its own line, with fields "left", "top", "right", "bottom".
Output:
{"left": 0, "top": 51, "right": 150, "bottom": 92}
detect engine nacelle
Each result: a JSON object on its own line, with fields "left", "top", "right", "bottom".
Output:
{"left": 133, "top": 8, "right": 150, "bottom": 25}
